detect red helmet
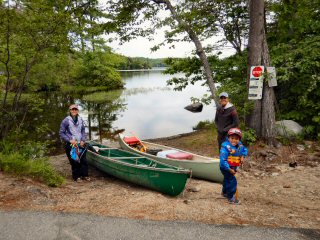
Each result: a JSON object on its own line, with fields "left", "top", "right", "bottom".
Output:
{"left": 228, "top": 128, "right": 242, "bottom": 139}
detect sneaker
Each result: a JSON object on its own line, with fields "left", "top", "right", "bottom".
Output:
{"left": 228, "top": 196, "right": 241, "bottom": 205}
{"left": 83, "top": 177, "right": 91, "bottom": 181}
{"left": 76, "top": 178, "right": 82, "bottom": 183}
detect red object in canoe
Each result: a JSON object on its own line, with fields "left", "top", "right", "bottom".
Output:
{"left": 166, "top": 152, "right": 193, "bottom": 160}
{"left": 123, "top": 137, "right": 140, "bottom": 145}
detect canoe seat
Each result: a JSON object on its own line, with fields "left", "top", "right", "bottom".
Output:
{"left": 166, "top": 152, "right": 193, "bottom": 160}
{"left": 123, "top": 136, "right": 140, "bottom": 145}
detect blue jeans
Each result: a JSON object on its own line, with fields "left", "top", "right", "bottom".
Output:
{"left": 220, "top": 168, "right": 237, "bottom": 199}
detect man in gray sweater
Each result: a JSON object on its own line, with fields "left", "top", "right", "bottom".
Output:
{"left": 214, "top": 92, "right": 240, "bottom": 150}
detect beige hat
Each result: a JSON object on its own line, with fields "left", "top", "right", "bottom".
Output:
{"left": 69, "top": 104, "right": 79, "bottom": 110}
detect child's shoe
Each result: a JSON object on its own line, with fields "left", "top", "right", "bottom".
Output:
{"left": 228, "top": 196, "right": 241, "bottom": 205}
{"left": 76, "top": 178, "right": 82, "bottom": 183}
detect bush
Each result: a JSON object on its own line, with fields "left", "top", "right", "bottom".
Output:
{"left": 193, "top": 120, "right": 215, "bottom": 131}
{"left": 241, "top": 127, "right": 257, "bottom": 146}
{"left": 0, "top": 152, "right": 64, "bottom": 187}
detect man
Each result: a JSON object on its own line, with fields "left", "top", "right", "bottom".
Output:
{"left": 214, "top": 92, "right": 240, "bottom": 150}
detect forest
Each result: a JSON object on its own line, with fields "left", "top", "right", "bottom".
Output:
{"left": 0, "top": 0, "right": 319, "bottom": 185}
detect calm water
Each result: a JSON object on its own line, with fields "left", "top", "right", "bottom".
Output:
{"left": 107, "top": 69, "right": 216, "bottom": 139}
{"left": 37, "top": 68, "right": 216, "bottom": 145}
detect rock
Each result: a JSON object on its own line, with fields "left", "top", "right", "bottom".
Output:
{"left": 289, "top": 162, "right": 298, "bottom": 168}
{"left": 283, "top": 185, "right": 291, "bottom": 188}
{"left": 188, "top": 186, "right": 201, "bottom": 192}
{"left": 296, "top": 145, "right": 305, "bottom": 151}
{"left": 288, "top": 214, "right": 295, "bottom": 219}
{"left": 184, "top": 102, "right": 203, "bottom": 113}
{"left": 183, "top": 199, "right": 192, "bottom": 204}
{"left": 271, "top": 173, "right": 279, "bottom": 177}
{"left": 275, "top": 120, "right": 303, "bottom": 137}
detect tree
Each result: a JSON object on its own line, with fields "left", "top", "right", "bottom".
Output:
{"left": 0, "top": 0, "right": 71, "bottom": 139}
{"left": 247, "top": 0, "right": 276, "bottom": 142}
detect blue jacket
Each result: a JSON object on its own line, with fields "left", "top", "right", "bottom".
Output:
{"left": 220, "top": 138, "right": 248, "bottom": 171}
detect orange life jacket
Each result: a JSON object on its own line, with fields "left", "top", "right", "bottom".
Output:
{"left": 227, "top": 156, "right": 241, "bottom": 167}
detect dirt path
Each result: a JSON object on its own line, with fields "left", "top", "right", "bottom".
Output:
{"left": 0, "top": 135, "right": 319, "bottom": 229}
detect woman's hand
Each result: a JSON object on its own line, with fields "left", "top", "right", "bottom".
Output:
{"left": 229, "top": 169, "right": 236, "bottom": 175}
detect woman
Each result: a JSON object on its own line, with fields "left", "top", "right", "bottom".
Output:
{"left": 59, "top": 104, "right": 90, "bottom": 182}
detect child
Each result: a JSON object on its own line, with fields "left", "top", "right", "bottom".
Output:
{"left": 219, "top": 128, "right": 248, "bottom": 204}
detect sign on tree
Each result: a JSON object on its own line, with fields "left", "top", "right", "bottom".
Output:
{"left": 248, "top": 66, "right": 264, "bottom": 100}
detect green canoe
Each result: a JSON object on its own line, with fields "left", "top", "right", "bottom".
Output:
{"left": 86, "top": 141, "right": 191, "bottom": 196}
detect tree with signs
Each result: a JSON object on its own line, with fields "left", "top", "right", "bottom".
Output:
{"left": 247, "top": 0, "right": 276, "bottom": 143}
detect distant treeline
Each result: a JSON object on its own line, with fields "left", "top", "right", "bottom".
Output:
{"left": 116, "top": 57, "right": 167, "bottom": 70}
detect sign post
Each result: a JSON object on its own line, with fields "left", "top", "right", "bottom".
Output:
{"left": 248, "top": 66, "right": 264, "bottom": 100}
{"left": 266, "top": 67, "right": 277, "bottom": 87}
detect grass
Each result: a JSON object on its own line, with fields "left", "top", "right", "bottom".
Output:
{"left": 0, "top": 152, "right": 65, "bottom": 187}
{"left": 161, "top": 122, "right": 220, "bottom": 157}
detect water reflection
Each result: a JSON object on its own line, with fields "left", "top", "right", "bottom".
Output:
{"left": 39, "top": 68, "right": 215, "bottom": 147}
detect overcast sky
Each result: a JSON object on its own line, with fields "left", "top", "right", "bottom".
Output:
{"left": 101, "top": 1, "right": 235, "bottom": 59}
{"left": 108, "top": 37, "right": 195, "bottom": 58}
{"left": 107, "top": 33, "right": 236, "bottom": 59}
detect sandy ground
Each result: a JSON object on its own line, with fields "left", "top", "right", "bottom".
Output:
{"left": 0, "top": 134, "right": 320, "bottom": 230}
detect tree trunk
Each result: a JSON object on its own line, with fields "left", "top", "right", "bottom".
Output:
{"left": 247, "top": 0, "right": 276, "bottom": 143}
{"left": 153, "top": 0, "right": 218, "bottom": 106}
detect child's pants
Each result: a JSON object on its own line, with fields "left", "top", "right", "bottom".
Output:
{"left": 220, "top": 168, "right": 237, "bottom": 199}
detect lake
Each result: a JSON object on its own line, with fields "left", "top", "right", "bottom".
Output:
{"left": 35, "top": 68, "right": 216, "bottom": 145}
{"left": 103, "top": 68, "right": 216, "bottom": 139}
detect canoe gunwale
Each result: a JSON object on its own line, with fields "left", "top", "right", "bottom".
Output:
{"left": 87, "top": 149, "right": 191, "bottom": 175}
{"left": 118, "top": 134, "right": 219, "bottom": 164}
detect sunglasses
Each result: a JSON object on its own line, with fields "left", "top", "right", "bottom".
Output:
{"left": 70, "top": 108, "right": 78, "bottom": 110}
{"left": 219, "top": 97, "right": 227, "bottom": 100}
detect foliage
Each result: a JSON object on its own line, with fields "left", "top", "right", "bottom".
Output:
{"left": 241, "top": 126, "right": 257, "bottom": 146}
{"left": 70, "top": 48, "right": 124, "bottom": 89}
{"left": 0, "top": 136, "right": 64, "bottom": 187}
{"left": 268, "top": 0, "right": 320, "bottom": 139}
{"left": 192, "top": 120, "right": 215, "bottom": 131}
{"left": 0, "top": 152, "right": 64, "bottom": 187}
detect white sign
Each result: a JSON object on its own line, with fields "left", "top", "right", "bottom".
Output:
{"left": 248, "top": 66, "right": 264, "bottom": 100}
{"left": 266, "top": 67, "right": 277, "bottom": 87}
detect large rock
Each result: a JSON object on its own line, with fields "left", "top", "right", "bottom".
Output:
{"left": 275, "top": 120, "right": 303, "bottom": 137}
{"left": 184, "top": 102, "right": 203, "bottom": 113}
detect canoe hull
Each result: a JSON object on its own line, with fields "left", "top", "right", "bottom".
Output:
{"left": 86, "top": 142, "right": 190, "bottom": 196}
{"left": 119, "top": 135, "right": 223, "bottom": 183}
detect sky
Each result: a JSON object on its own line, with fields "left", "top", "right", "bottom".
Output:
{"left": 108, "top": 36, "right": 195, "bottom": 59}
{"left": 102, "top": 3, "right": 235, "bottom": 59}
{"left": 107, "top": 32, "right": 235, "bottom": 59}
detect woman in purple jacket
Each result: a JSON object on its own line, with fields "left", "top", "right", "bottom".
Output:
{"left": 59, "top": 104, "right": 90, "bottom": 182}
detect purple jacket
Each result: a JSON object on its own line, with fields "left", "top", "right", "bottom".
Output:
{"left": 59, "top": 116, "right": 86, "bottom": 143}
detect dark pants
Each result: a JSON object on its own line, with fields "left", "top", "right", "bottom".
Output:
{"left": 218, "top": 132, "right": 227, "bottom": 151}
{"left": 220, "top": 168, "right": 237, "bottom": 199}
{"left": 65, "top": 143, "right": 88, "bottom": 180}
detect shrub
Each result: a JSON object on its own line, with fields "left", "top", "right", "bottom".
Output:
{"left": 0, "top": 152, "right": 64, "bottom": 187}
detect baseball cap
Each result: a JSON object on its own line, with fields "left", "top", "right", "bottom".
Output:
{"left": 69, "top": 104, "right": 79, "bottom": 110}
{"left": 219, "top": 92, "right": 229, "bottom": 98}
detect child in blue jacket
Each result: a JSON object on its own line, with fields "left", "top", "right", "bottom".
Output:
{"left": 220, "top": 128, "right": 248, "bottom": 204}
